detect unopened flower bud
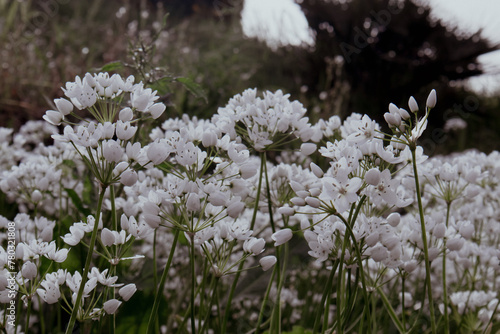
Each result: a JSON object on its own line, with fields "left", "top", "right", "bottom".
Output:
{"left": 278, "top": 206, "right": 295, "bottom": 216}
{"left": 305, "top": 196, "right": 321, "bottom": 208}
{"left": 388, "top": 103, "right": 399, "bottom": 115}
{"left": 408, "top": 96, "right": 419, "bottom": 113}
{"left": 186, "top": 193, "right": 201, "bottom": 212}
{"left": 102, "top": 122, "right": 115, "bottom": 139}
{"left": 300, "top": 143, "right": 317, "bottom": 156}
{"left": 403, "top": 260, "right": 417, "bottom": 273}
{"left": 54, "top": 98, "right": 73, "bottom": 116}
{"left": 119, "top": 108, "right": 134, "bottom": 122}
{"left": 120, "top": 170, "right": 138, "bottom": 187}
{"left": 102, "top": 140, "right": 123, "bottom": 163}
{"left": 433, "top": 223, "right": 446, "bottom": 239}
{"left": 426, "top": 89, "right": 437, "bottom": 109}
{"left": 290, "top": 197, "right": 305, "bottom": 206}
{"left": 365, "top": 168, "right": 381, "bottom": 186}
{"left": 202, "top": 131, "right": 217, "bottom": 147}
{"left": 119, "top": 284, "right": 137, "bottom": 301}
{"left": 22, "top": 261, "right": 37, "bottom": 280}
{"left": 227, "top": 201, "right": 245, "bottom": 218}
{"left": 31, "top": 190, "right": 43, "bottom": 203}
{"left": 149, "top": 103, "right": 166, "bottom": 119}
{"left": 103, "top": 299, "right": 122, "bottom": 314}
{"left": 387, "top": 212, "right": 401, "bottom": 227}
{"left": 120, "top": 214, "right": 130, "bottom": 230}
{"left": 459, "top": 224, "right": 474, "bottom": 239}
{"left": 428, "top": 247, "right": 440, "bottom": 261}
{"left": 259, "top": 256, "right": 277, "bottom": 271}
{"left": 447, "top": 238, "right": 464, "bottom": 251}
{"left": 272, "top": 228, "right": 293, "bottom": 246}
{"left": 147, "top": 141, "right": 169, "bottom": 165}
{"left": 239, "top": 164, "right": 257, "bottom": 179}
{"left": 290, "top": 181, "right": 305, "bottom": 193}
{"left": 310, "top": 162, "right": 324, "bottom": 178}
{"left": 398, "top": 108, "right": 410, "bottom": 120}
{"left": 384, "top": 112, "right": 400, "bottom": 128}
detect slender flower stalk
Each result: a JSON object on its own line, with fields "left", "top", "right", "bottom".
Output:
{"left": 442, "top": 202, "right": 452, "bottom": 334}
{"left": 147, "top": 229, "right": 180, "bottom": 333}
{"left": 221, "top": 154, "right": 265, "bottom": 333}
{"left": 411, "top": 147, "right": 436, "bottom": 334}
{"left": 65, "top": 184, "right": 108, "bottom": 334}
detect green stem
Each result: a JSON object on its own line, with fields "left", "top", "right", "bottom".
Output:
{"left": 25, "top": 298, "right": 32, "bottom": 332}
{"left": 221, "top": 154, "right": 265, "bottom": 334}
{"left": 65, "top": 184, "right": 107, "bottom": 334}
{"left": 200, "top": 276, "right": 220, "bottom": 334}
{"left": 401, "top": 274, "right": 406, "bottom": 332}
{"left": 255, "top": 265, "right": 278, "bottom": 334}
{"left": 335, "top": 228, "right": 350, "bottom": 334}
{"left": 153, "top": 230, "right": 159, "bottom": 332}
{"left": 376, "top": 285, "right": 405, "bottom": 333}
{"left": 190, "top": 235, "right": 196, "bottom": 334}
{"left": 411, "top": 147, "right": 436, "bottom": 334}
{"left": 442, "top": 201, "right": 451, "bottom": 334}
{"left": 312, "top": 260, "right": 339, "bottom": 334}
{"left": 147, "top": 228, "right": 180, "bottom": 333}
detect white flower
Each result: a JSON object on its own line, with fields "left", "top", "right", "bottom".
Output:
{"left": 426, "top": 89, "right": 437, "bottom": 109}
{"left": 386, "top": 212, "right": 400, "bottom": 227}
{"left": 120, "top": 170, "right": 138, "bottom": 187}
{"left": 62, "top": 225, "right": 86, "bottom": 246}
{"left": 147, "top": 140, "right": 171, "bottom": 165}
{"left": 408, "top": 96, "right": 419, "bottom": 113}
{"left": 103, "top": 299, "right": 122, "bottom": 314}
{"left": 130, "top": 83, "right": 158, "bottom": 112}
{"left": 46, "top": 247, "right": 70, "bottom": 263}
{"left": 226, "top": 199, "right": 245, "bottom": 218}
{"left": 119, "top": 107, "right": 133, "bottom": 122}
{"left": 101, "top": 228, "right": 115, "bottom": 247}
{"left": 102, "top": 140, "right": 124, "bottom": 163}
{"left": 54, "top": 98, "right": 73, "bottom": 116}
{"left": 321, "top": 169, "right": 362, "bottom": 213}
{"left": 21, "top": 261, "right": 37, "bottom": 280}
{"left": 243, "top": 238, "right": 266, "bottom": 255}
{"left": 115, "top": 121, "right": 137, "bottom": 141}
{"left": 272, "top": 228, "right": 293, "bottom": 246}
{"left": 149, "top": 103, "right": 166, "bottom": 119}
{"left": 119, "top": 284, "right": 137, "bottom": 301}
{"left": 43, "top": 110, "right": 63, "bottom": 126}
{"left": 259, "top": 256, "right": 277, "bottom": 271}
{"left": 278, "top": 206, "right": 295, "bottom": 216}
{"left": 300, "top": 143, "right": 317, "bottom": 156}
{"left": 37, "top": 281, "right": 61, "bottom": 304}
{"left": 364, "top": 168, "right": 381, "bottom": 186}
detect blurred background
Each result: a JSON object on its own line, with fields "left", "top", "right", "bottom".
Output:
{"left": 1, "top": 0, "right": 500, "bottom": 154}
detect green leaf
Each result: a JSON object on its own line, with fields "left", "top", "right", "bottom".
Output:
{"left": 175, "top": 77, "right": 207, "bottom": 102}
{"left": 149, "top": 76, "right": 174, "bottom": 96}
{"left": 178, "top": 231, "right": 189, "bottom": 246}
{"left": 3, "top": 0, "right": 19, "bottom": 36}
{"left": 99, "top": 61, "right": 124, "bottom": 72}
{"left": 65, "top": 188, "right": 91, "bottom": 217}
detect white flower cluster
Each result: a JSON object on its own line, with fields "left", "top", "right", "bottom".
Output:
{"left": 1, "top": 80, "right": 500, "bottom": 332}
{"left": 213, "top": 89, "right": 321, "bottom": 151}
